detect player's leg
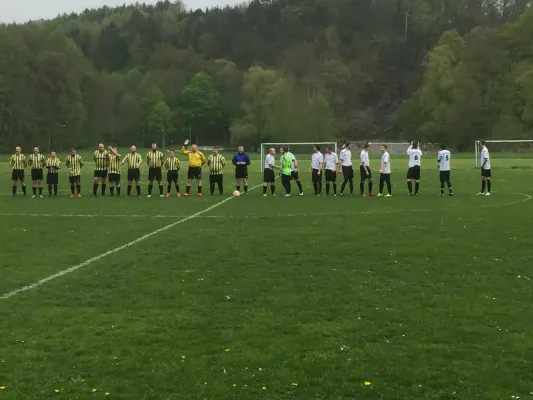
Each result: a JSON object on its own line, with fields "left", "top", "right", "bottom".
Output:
{"left": 282, "top": 174, "right": 291, "bottom": 196}
{"left": 312, "top": 170, "right": 318, "bottom": 195}
{"left": 69, "top": 176, "right": 76, "bottom": 197}
{"left": 210, "top": 174, "right": 216, "bottom": 195}
{"left": 243, "top": 177, "right": 248, "bottom": 194}
{"left": 486, "top": 177, "right": 491, "bottom": 195}
{"left": 325, "top": 178, "right": 330, "bottom": 195}
{"left": 38, "top": 175, "right": 43, "bottom": 197}
{"left": 101, "top": 175, "right": 107, "bottom": 195}
{"left": 196, "top": 176, "right": 203, "bottom": 195}
{"left": 414, "top": 180, "right": 420, "bottom": 195}
{"left": 157, "top": 169, "right": 164, "bottom": 196}
{"left": 92, "top": 173, "right": 99, "bottom": 196}
{"left": 379, "top": 174, "right": 385, "bottom": 196}
{"left": 147, "top": 174, "right": 154, "bottom": 197}
{"left": 446, "top": 172, "right": 453, "bottom": 196}
{"left": 135, "top": 173, "right": 141, "bottom": 196}
{"left": 386, "top": 174, "right": 392, "bottom": 195}
{"left": 115, "top": 175, "right": 121, "bottom": 196}
{"left": 12, "top": 173, "right": 17, "bottom": 196}
{"left": 440, "top": 171, "right": 445, "bottom": 196}
{"left": 32, "top": 178, "right": 37, "bottom": 197}
{"left": 174, "top": 175, "right": 180, "bottom": 196}
{"left": 480, "top": 175, "right": 486, "bottom": 194}
{"left": 340, "top": 167, "right": 348, "bottom": 195}
{"left": 167, "top": 172, "right": 173, "bottom": 196}
{"left": 293, "top": 172, "right": 303, "bottom": 194}
{"left": 109, "top": 176, "right": 115, "bottom": 195}
{"left": 20, "top": 173, "right": 26, "bottom": 195}
{"left": 332, "top": 173, "right": 337, "bottom": 195}
{"left": 76, "top": 176, "right": 81, "bottom": 196}
{"left": 236, "top": 175, "right": 241, "bottom": 192}
{"left": 359, "top": 167, "right": 366, "bottom": 195}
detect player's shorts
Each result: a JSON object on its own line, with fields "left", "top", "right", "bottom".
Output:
{"left": 69, "top": 175, "right": 81, "bottom": 184}
{"left": 187, "top": 167, "right": 202, "bottom": 180}
{"left": 46, "top": 173, "right": 58, "bottom": 185}
{"left": 481, "top": 168, "right": 491, "bottom": 178}
{"left": 93, "top": 169, "right": 108, "bottom": 179}
{"left": 167, "top": 170, "right": 178, "bottom": 183}
{"left": 209, "top": 174, "right": 223, "bottom": 184}
{"left": 325, "top": 170, "right": 337, "bottom": 182}
{"left": 235, "top": 166, "right": 248, "bottom": 179}
{"left": 380, "top": 173, "right": 391, "bottom": 183}
{"left": 360, "top": 166, "right": 372, "bottom": 180}
{"left": 439, "top": 170, "right": 451, "bottom": 182}
{"left": 31, "top": 169, "right": 44, "bottom": 181}
{"left": 406, "top": 166, "right": 421, "bottom": 180}
{"left": 342, "top": 166, "right": 354, "bottom": 179}
{"left": 148, "top": 167, "right": 162, "bottom": 181}
{"left": 11, "top": 169, "right": 25, "bottom": 181}
{"left": 291, "top": 171, "right": 300, "bottom": 180}
{"left": 263, "top": 168, "right": 275, "bottom": 183}
{"left": 108, "top": 173, "right": 121, "bottom": 183}
{"left": 312, "top": 168, "right": 322, "bottom": 183}
{"left": 127, "top": 168, "right": 140, "bottom": 181}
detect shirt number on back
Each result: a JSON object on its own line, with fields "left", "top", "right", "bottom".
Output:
{"left": 414, "top": 155, "right": 419, "bottom": 160}
{"left": 445, "top": 155, "right": 449, "bottom": 161}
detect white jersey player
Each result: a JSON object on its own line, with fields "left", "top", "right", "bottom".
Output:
{"left": 437, "top": 145, "right": 453, "bottom": 196}
{"left": 479, "top": 140, "right": 492, "bottom": 196}
{"left": 323, "top": 145, "right": 339, "bottom": 196}
{"left": 339, "top": 143, "right": 354, "bottom": 195}
{"left": 406, "top": 141, "right": 422, "bottom": 196}
{"left": 310, "top": 145, "right": 324, "bottom": 195}
{"left": 378, "top": 144, "right": 392, "bottom": 197}
{"left": 359, "top": 143, "right": 373, "bottom": 196}
{"left": 263, "top": 148, "right": 277, "bottom": 196}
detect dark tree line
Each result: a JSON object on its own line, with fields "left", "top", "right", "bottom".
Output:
{"left": 0, "top": 0, "right": 531, "bottom": 151}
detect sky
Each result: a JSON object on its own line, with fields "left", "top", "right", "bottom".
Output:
{"left": 1, "top": 0, "right": 242, "bottom": 24}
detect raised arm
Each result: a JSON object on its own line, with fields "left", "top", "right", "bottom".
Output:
{"left": 180, "top": 146, "right": 189, "bottom": 156}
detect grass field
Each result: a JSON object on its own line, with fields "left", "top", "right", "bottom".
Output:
{"left": 0, "top": 150, "right": 532, "bottom": 400}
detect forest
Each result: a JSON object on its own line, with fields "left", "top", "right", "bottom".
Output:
{"left": 0, "top": 0, "right": 532, "bottom": 151}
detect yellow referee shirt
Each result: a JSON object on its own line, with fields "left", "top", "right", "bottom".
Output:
{"left": 181, "top": 146, "right": 206, "bottom": 168}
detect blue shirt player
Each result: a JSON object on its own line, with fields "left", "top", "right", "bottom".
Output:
{"left": 232, "top": 146, "right": 251, "bottom": 194}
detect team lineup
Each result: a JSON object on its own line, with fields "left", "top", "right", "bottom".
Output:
{"left": 8, "top": 140, "right": 493, "bottom": 198}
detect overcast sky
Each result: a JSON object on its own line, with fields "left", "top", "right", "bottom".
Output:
{"left": 1, "top": 0, "right": 242, "bottom": 24}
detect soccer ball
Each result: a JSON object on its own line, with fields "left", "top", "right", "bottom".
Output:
{"left": 233, "top": 190, "right": 241, "bottom": 197}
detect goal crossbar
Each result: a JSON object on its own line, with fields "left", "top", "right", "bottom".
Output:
{"left": 259, "top": 142, "right": 337, "bottom": 171}
{"left": 474, "top": 139, "right": 533, "bottom": 166}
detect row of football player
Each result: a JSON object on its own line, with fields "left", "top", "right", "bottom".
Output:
{"left": 7, "top": 141, "right": 493, "bottom": 198}
{"left": 263, "top": 141, "right": 493, "bottom": 197}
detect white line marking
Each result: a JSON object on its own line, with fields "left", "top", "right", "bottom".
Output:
{"left": 0, "top": 184, "right": 263, "bottom": 300}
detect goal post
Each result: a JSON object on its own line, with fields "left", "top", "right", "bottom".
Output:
{"left": 474, "top": 140, "right": 533, "bottom": 166}
{"left": 259, "top": 142, "right": 338, "bottom": 172}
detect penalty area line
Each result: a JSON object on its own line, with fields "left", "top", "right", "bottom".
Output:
{"left": 0, "top": 183, "right": 263, "bottom": 301}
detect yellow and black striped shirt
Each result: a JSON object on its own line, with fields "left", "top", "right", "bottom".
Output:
{"left": 207, "top": 154, "right": 226, "bottom": 175}
{"left": 121, "top": 152, "right": 142, "bottom": 169}
{"left": 93, "top": 150, "right": 109, "bottom": 171}
{"left": 147, "top": 150, "right": 164, "bottom": 168}
{"left": 46, "top": 157, "right": 61, "bottom": 173}
{"left": 108, "top": 153, "right": 121, "bottom": 174}
{"left": 164, "top": 156, "right": 180, "bottom": 171}
{"left": 10, "top": 153, "right": 26, "bottom": 170}
{"left": 65, "top": 154, "right": 83, "bottom": 176}
{"left": 28, "top": 153, "right": 46, "bottom": 170}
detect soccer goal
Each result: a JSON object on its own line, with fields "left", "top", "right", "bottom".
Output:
{"left": 474, "top": 140, "right": 533, "bottom": 166}
{"left": 259, "top": 142, "right": 338, "bottom": 171}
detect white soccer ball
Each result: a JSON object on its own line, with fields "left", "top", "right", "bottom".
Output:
{"left": 233, "top": 190, "right": 241, "bottom": 197}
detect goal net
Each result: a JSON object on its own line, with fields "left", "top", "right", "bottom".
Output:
{"left": 259, "top": 142, "right": 338, "bottom": 171}
{"left": 475, "top": 140, "right": 533, "bottom": 166}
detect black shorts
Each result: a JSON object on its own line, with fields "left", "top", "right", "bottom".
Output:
{"left": 263, "top": 168, "right": 275, "bottom": 183}
{"left": 31, "top": 169, "right": 44, "bottom": 181}
{"left": 46, "top": 173, "right": 58, "bottom": 185}
{"left": 235, "top": 166, "right": 248, "bottom": 179}
{"left": 209, "top": 174, "right": 223, "bottom": 184}
{"left": 439, "top": 170, "right": 451, "bottom": 182}
{"left": 325, "top": 170, "right": 337, "bottom": 182}
{"left": 108, "top": 173, "right": 121, "bottom": 183}
{"left": 360, "top": 166, "right": 372, "bottom": 179}
{"left": 312, "top": 169, "right": 322, "bottom": 183}
{"left": 127, "top": 168, "right": 140, "bottom": 181}
{"left": 94, "top": 170, "right": 108, "bottom": 179}
{"left": 406, "top": 166, "right": 421, "bottom": 180}
{"left": 380, "top": 173, "right": 391, "bottom": 183}
{"left": 11, "top": 169, "right": 25, "bottom": 181}
{"left": 167, "top": 170, "right": 178, "bottom": 183}
{"left": 481, "top": 168, "right": 492, "bottom": 178}
{"left": 188, "top": 167, "right": 202, "bottom": 180}
{"left": 342, "top": 166, "right": 354, "bottom": 180}
{"left": 69, "top": 175, "right": 81, "bottom": 184}
{"left": 291, "top": 171, "right": 299, "bottom": 180}
{"left": 148, "top": 167, "right": 162, "bottom": 181}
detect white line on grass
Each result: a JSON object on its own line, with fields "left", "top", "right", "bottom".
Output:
{"left": 0, "top": 183, "right": 263, "bottom": 301}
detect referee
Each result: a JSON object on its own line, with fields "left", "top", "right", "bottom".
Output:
{"left": 146, "top": 143, "right": 164, "bottom": 198}
{"left": 181, "top": 140, "right": 206, "bottom": 196}
{"left": 93, "top": 143, "right": 109, "bottom": 196}
{"left": 121, "top": 145, "right": 143, "bottom": 197}
{"left": 232, "top": 146, "right": 251, "bottom": 195}
{"left": 28, "top": 146, "right": 46, "bottom": 198}
{"left": 207, "top": 147, "right": 226, "bottom": 195}
{"left": 10, "top": 146, "right": 27, "bottom": 196}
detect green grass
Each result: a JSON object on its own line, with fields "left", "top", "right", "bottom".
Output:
{"left": 0, "top": 154, "right": 532, "bottom": 400}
